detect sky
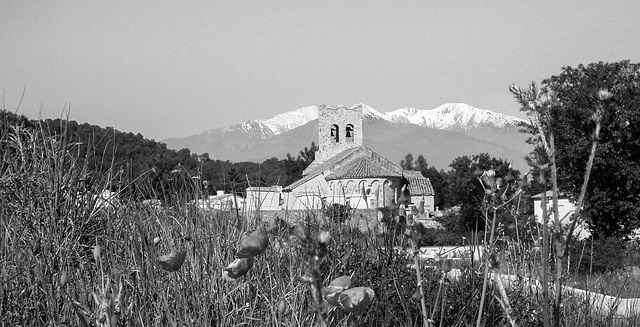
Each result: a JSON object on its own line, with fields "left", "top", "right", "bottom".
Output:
{"left": 1, "top": 1, "right": 639, "bottom": 141}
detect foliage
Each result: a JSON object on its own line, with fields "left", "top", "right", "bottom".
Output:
{"left": 3, "top": 116, "right": 640, "bottom": 326}
{"left": 568, "top": 237, "right": 627, "bottom": 273}
{"left": 281, "top": 142, "right": 318, "bottom": 187}
{"left": 324, "top": 203, "right": 351, "bottom": 224}
{"left": 400, "top": 153, "right": 414, "bottom": 170}
{"left": 414, "top": 224, "right": 463, "bottom": 246}
{"left": 533, "top": 61, "right": 640, "bottom": 238}
{"left": 0, "top": 110, "right": 317, "bottom": 204}
{"left": 444, "top": 153, "right": 520, "bottom": 232}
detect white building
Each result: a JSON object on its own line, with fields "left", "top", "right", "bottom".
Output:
{"left": 532, "top": 191, "right": 591, "bottom": 240}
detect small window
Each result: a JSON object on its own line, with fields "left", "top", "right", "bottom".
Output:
{"left": 345, "top": 124, "right": 354, "bottom": 142}
{"left": 331, "top": 124, "right": 340, "bottom": 142}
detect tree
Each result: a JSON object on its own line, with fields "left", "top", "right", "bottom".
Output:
{"left": 444, "top": 154, "right": 519, "bottom": 231}
{"left": 537, "top": 61, "right": 640, "bottom": 238}
{"left": 511, "top": 74, "right": 615, "bottom": 327}
{"left": 281, "top": 141, "right": 318, "bottom": 187}
{"left": 400, "top": 153, "right": 414, "bottom": 170}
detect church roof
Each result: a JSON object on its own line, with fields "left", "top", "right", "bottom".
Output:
{"left": 402, "top": 170, "right": 435, "bottom": 196}
{"left": 326, "top": 156, "right": 402, "bottom": 180}
{"left": 284, "top": 145, "right": 402, "bottom": 191}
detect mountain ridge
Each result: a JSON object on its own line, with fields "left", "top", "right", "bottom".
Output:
{"left": 162, "top": 103, "right": 531, "bottom": 171}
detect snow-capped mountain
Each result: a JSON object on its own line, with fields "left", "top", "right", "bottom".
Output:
{"left": 383, "top": 103, "right": 525, "bottom": 130}
{"left": 255, "top": 105, "right": 320, "bottom": 136}
{"left": 162, "top": 103, "right": 531, "bottom": 170}
{"left": 208, "top": 102, "right": 524, "bottom": 138}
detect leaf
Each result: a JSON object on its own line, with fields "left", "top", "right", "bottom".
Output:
{"left": 223, "top": 257, "right": 255, "bottom": 280}
{"left": 338, "top": 287, "right": 375, "bottom": 313}
{"left": 70, "top": 300, "right": 91, "bottom": 327}
{"left": 235, "top": 225, "right": 269, "bottom": 258}
{"left": 322, "top": 276, "right": 352, "bottom": 305}
{"left": 157, "top": 250, "right": 187, "bottom": 272}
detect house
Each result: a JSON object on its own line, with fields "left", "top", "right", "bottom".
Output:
{"left": 191, "top": 190, "right": 246, "bottom": 212}
{"left": 402, "top": 170, "right": 435, "bottom": 213}
{"left": 532, "top": 191, "right": 591, "bottom": 240}
{"left": 246, "top": 186, "right": 284, "bottom": 211}
{"left": 254, "top": 105, "right": 435, "bottom": 211}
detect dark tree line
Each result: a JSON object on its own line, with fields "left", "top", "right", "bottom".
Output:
{"left": 1, "top": 111, "right": 317, "bottom": 203}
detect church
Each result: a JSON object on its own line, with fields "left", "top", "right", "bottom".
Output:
{"left": 245, "top": 105, "right": 435, "bottom": 212}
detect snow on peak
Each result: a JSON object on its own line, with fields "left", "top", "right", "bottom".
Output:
{"left": 238, "top": 102, "right": 523, "bottom": 138}
{"left": 259, "top": 105, "right": 320, "bottom": 135}
{"left": 384, "top": 103, "right": 525, "bottom": 130}
{"left": 351, "top": 103, "right": 386, "bottom": 119}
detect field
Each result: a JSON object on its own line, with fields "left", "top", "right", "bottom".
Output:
{"left": 3, "top": 121, "right": 640, "bottom": 327}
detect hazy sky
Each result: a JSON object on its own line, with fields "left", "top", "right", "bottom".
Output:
{"left": 2, "top": 1, "right": 639, "bottom": 140}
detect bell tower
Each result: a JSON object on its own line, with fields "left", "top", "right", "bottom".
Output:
{"left": 317, "top": 105, "right": 364, "bottom": 161}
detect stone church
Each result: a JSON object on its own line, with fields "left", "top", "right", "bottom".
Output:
{"left": 246, "top": 104, "right": 435, "bottom": 212}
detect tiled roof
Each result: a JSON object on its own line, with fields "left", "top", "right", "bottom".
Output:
{"left": 285, "top": 145, "right": 403, "bottom": 191}
{"left": 326, "top": 157, "right": 402, "bottom": 180}
{"left": 302, "top": 146, "right": 365, "bottom": 176}
{"left": 285, "top": 146, "right": 366, "bottom": 190}
{"left": 403, "top": 170, "right": 434, "bottom": 196}
{"left": 532, "top": 190, "right": 571, "bottom": 199}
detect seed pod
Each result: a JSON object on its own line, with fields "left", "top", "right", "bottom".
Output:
{"left": 322, "top": 275, "right": 352, "bottom": 305}
{"left": 277, "top": 299, "right": 291, "bottom": 316}
{"left": 223, "top": 257, "right": 255, "bottom": 280}
{"left": 60, "top": 270, "right": 68, "bottom": 287}
{"left": 92, "top": 245, "right": 101, "bottom": 263}
{"left": 412, "top": 289, "right": 422, "bottom": 301}
{"left": 157, "top": 250, "right": 187, "bottom": 272}
{"left": 504, "top": 172, "right": 515, "bottom": 183}
{"left": 442, "top": 259, "right": 452, "bottom": 273}
{"left": 236, "top": 225, "right": 269, "bottom": 258}
{"left": 338, "top": 287, "right": 375, "bottom": 313}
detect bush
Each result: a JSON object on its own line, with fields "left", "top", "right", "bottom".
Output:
{"left": 569, "top": 236, "right": 627, "bottom": 273}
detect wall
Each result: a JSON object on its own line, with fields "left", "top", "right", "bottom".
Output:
{"left": 533, "top": 195, "right": 591, "bottom": 240}
{"left": 411, "top": 195, "right": 435, "bottom": 213}
{"left": 246, "top": 187, "right": 283, "bottom": 211}
{"left": 317, "top": 106, "right": 364, "bottom": 161}
{"left": 533, "top": 197, "right": 575, "bottom": 224}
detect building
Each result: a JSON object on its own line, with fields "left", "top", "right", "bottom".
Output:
{"left": 246, "top": 186, "right": 284, "bottom": 211}
{"left": 191, "top": 190, "right": 246, "bottom": 212}
{"left": 254, "top": 105, "right": 435, "bottom": 211}
{"left": 532, "top": 191, "right": 591, "bottom": 240}
{"left": 402, "top": 170, "right": 435, "bottom": 213}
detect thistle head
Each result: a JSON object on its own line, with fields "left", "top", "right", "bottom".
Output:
{"left": 597, "top": 88, "right": 613, "bottom": 101}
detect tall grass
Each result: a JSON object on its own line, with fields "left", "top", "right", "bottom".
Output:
{"left": 2, "top": 116, "right": 639, "bottom": 326}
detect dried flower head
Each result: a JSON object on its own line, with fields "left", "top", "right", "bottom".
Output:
{"left": 318, "top": 230, "right": 331, "bottom": 244}
{"left": 597, "top": 88, "right": 613, "bottom": 101}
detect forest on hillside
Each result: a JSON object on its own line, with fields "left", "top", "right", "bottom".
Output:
{"left": 1, "top": 110, "right": 317, "bottom": 204}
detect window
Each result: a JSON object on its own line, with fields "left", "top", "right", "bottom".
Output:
{"left": 331, "top": 124, "right": 340, "bottom": 142}
{"left": 345, "top": 124, "right": 354, "bottom": 142}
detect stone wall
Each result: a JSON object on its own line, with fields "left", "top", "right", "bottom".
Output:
{"left": 317, "top": 105, "right": 364, "bottom": 161}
